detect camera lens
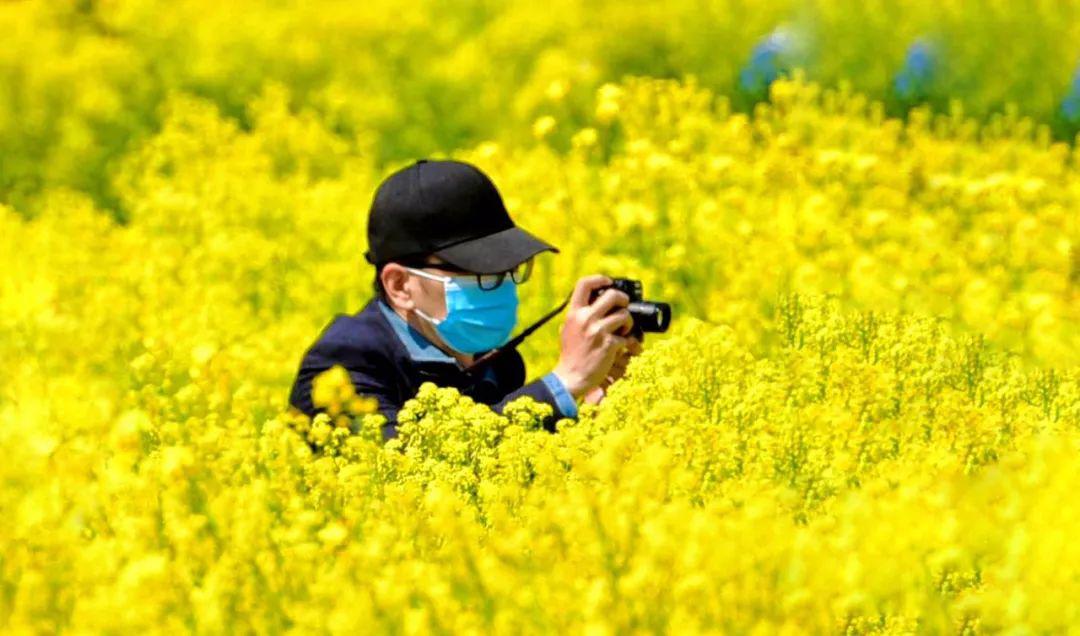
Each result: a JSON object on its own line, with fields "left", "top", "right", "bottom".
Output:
{"left": 628, "top": 301, "right": 672, "bottom": 333}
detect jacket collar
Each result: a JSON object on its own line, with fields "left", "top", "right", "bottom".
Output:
{"left": 374, "top": 299, "right": 465, "bottom": 366}
{"left": 370, "top": 299, "right": 502, "bottom": 386}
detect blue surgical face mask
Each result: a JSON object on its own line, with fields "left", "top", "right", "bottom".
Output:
{"left": 406, "top": 267, "right": 519, "bottom": 355}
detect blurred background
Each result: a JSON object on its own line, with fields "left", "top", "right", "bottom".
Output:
{"left": 3, "top": 0, "right": 1080, "bottom": 219}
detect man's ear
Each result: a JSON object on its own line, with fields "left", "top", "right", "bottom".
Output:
{"left": 380, "top": 263, "right": 414, "bottom": 311}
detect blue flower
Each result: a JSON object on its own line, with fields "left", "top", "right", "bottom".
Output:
{"left": 740, "top": 29, "right": 796, "bottom": 95}
{"left": 1061, "top": 65, "right": 1080, "bottom": 124}
{"left": 894, "top": 39, "right": 937, "bottom": 102}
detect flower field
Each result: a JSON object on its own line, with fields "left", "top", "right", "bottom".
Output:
{"left": 3, "top": 1, "right": 1080, "bottom": 633}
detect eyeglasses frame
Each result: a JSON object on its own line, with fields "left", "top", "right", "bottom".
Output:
{"left": 398, "top": 256, "right": 534, "bottom": 291}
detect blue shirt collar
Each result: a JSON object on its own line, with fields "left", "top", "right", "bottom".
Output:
{"left": 376, "top": 299, "right": 461, "bottom": 365}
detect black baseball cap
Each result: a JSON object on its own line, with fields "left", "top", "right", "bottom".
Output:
{"left": 364, "top": 158, "right": 559, "bottom": 274}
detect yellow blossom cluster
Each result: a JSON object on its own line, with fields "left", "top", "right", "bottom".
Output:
{"left": 4, "top": 0, "right": 1080, "bottom": 214}
{"left": 2, "top": 40, "right": 1080, "bottom": 634}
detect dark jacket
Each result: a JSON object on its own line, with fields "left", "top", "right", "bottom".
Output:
{"left": 288, "top": 297, "right": 579, "bottom": 440}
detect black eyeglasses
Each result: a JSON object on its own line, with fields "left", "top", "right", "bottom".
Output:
{"left": 401, "top": 256, "right": 534, "bottom": 291}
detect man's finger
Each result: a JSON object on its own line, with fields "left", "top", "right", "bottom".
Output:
{"left": 616, "top": 336, "right": 641, "bottom": 354}
{"left": 570, "top": 275, "right": 614, "bottom": 309}
{"left": 596, "top": 309, "right": 634, "bottom": 336}
{"left": 583, "top": 385, "right": 605, "bottom": 405}
{"left": 585, "top": 288, "right": 630, "bottom": 321}
{"left": 604, "top": 332, "right": 629, "bottom": 352}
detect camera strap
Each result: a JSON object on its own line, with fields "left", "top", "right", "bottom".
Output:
{"left": 460, "top": 292, "right": 572, "bottom": 377}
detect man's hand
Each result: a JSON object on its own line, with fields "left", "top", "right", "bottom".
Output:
{"left": 582, "top": 335, "right": 643, "bottom": 405}
{"left": 551, "top": 275, "right": 636, "bottom": 401}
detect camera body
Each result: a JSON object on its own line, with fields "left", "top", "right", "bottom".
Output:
{"left": 588, "top": 278, "right": 672, "bottom": 339}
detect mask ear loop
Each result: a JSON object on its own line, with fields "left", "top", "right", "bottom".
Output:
{"left": 405, "top": 266, "right": 451, "bottom": 326}
{"left": 404, "top": 267, "right": 452, "bottom": 284}
{"left": 412, "top": 306, "right": 443, "bottom": 326}
{"left": 460, "top": 292, "right": 573, "bottom": 378}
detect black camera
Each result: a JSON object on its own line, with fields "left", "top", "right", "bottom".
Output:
{"left": 588, "top": 278, "right": 672, "bottom": 339}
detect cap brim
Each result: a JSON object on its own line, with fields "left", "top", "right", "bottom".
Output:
{"left": 434, "top": 226, "right": 559, "bottom": 274}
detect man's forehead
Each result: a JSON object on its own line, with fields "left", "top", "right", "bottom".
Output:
{"left": 416, "top": 254, "right": 478, "bottom": 274}
{"left": 422, "top": 254, "right": 454, "bottom": 267}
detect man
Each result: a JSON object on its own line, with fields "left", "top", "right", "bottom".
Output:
{"left": 288, "top": 158, "right": 641, "bottom": 440}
